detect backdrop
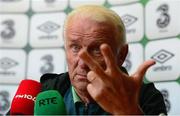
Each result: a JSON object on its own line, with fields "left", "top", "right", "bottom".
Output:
{"left": 0, "top": 0, "right": 180, "bottom": 115}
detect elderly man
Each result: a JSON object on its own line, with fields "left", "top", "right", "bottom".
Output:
{"left": 41, "top": 5, "right": 167, "bottom": 115}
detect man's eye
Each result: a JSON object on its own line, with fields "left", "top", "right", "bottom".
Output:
{"left": 71, "top": 45, "right": 81, "bottom": 53}
{"left": 92, "top": 48, "right": 101, "bottom": 56}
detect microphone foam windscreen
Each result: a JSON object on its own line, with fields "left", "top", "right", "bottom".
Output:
{"left": 10, "top": 79, "right": 41, "bottom": 115}
{"left": 34, "top": 90, "right": 66, "bottom": 115}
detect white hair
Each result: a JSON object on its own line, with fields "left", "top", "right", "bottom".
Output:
{"left": 63, "top": 5, "right": 126, "bottom": 49}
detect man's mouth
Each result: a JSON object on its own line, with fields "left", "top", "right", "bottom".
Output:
{"left": 77, "top": 73, "right": 87, "bottom": 77}
{"left": 76, "top": 73, "right": 87, "bottom": 80}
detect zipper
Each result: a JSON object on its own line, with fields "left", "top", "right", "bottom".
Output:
{"left": 84, "top": 103, "right": 88, "bottom": 114}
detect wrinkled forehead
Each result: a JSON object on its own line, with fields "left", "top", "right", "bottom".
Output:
{"left": 65, "top": 15, "right": 116, "bottom": 36}
{"left": 66, "top": 17, "right": 117, "bottom": 42}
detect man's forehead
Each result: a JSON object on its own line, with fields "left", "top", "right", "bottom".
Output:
{"left": 66, "top": 20, "right": 115, "bottom": 36}
{"left": 64, "top": 15, "right": 119, "bottom": 48}
{"left": 68, "top": 15, "right": 114, "bottom": 28}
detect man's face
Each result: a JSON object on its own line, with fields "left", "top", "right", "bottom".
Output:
{"left": 65, "top": 17, "right": 117, "bottom": 92}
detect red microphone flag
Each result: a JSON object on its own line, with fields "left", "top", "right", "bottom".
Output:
{"left": 10, "top": 79, "right": 42, "bottom": 115}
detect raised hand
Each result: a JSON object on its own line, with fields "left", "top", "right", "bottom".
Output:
{"left": 79, "top": 43, "right": 155, "bottom": 114}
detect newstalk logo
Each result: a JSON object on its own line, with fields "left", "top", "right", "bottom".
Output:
{"left": 15, "top": 94, "right": 36, "bottom": 102}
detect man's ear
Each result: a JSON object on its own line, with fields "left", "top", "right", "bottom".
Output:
{"left": 117, "top": 44, "right": 128, "bottom": 66}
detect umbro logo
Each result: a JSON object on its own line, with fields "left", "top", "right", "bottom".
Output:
{"left": 0, "top": 57, "right": 18, "bottom": 70}
{"left": 151, "top": 49, "right": 174, "bottom": 64}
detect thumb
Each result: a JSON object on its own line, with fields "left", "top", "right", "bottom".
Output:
{"left": 132, "top": 59, "right": 156, "bottom": 83}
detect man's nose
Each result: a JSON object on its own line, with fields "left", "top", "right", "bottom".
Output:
{"left": 78, "top": 58, "right": 89, "bottom": 69}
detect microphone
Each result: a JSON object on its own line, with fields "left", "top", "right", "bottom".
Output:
{"left": 10, "top": 79, "right": 42, "bottom": 115}
{"left": 34, "top": 90, "right": 66, "bottom": 115}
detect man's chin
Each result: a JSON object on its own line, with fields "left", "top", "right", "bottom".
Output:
{"left": 76, "top": 78, "right": 89, "bottom": 87}
{"left": 71, "top": 75, "right": 89, "bottom": 90}
{"left": 74, "top": 81, "right": 89, "bottom": 91}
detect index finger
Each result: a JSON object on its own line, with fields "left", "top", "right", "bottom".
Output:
{"left": 78, "top": 49, "right": 104, "bottom": 76}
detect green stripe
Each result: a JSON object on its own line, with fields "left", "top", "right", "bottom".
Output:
{"left": 71, "top": 86, "right": 81, "bottom": 103}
